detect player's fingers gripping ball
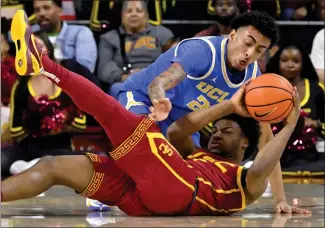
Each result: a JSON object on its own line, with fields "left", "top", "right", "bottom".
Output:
{"left": 244, "top": 73, "right": 295, "bottom": 124}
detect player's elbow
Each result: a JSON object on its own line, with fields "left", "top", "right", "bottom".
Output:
{"left": 245, "top": 169, "right": 268, "bottom": 198}
{"left": 166, "top": 123, "right": 181, "bottom": 141}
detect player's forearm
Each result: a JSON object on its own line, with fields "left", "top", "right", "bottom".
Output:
{"left": 249, "top": 125, "right": 295, "bottom": 182}
{"left": 257, "top": 124, "right": 286, "bottom": 202}
{"left": 148, "top": 80, "right": 167, "bottom": 101}
{"left": 167, "top": 100, "right": 233, "bottom": 141}
{"left": 269, "top": 162, "right": 287, "bottom": 202}
{"left": 148, "top": 62, "right": 187, "bottom": 101}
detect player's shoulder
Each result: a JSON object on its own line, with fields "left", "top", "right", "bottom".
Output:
{"left": 175, "top": 36, "right": 221, "bottom": 55}
{"left": 179, "top": 35, "right": 222, "bottom": 44}
{"left": 189, "top": 149, "right": 237, "bottom": 164}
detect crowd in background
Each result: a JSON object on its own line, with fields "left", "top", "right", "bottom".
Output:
{"left": 1, "top": 0, "right": 324, "bottom": 178}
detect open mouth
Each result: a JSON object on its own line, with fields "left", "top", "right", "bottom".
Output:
{"left": 40, "top": 20, "right": 50, "bottom": 25}
{"left": 209, "top": 140, "right": 221, "bottom": 148}
{"left": 239, "top": 59, "right": 247, "bottom": 67}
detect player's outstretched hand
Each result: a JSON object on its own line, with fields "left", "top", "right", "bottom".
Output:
{"left": 284, "top": 87, "right": 301, "bottom": 127}
{"left": 148, "top": 98, "right": 172, "bottom": 122}
{"left": 275, "top": 200, "right": 311, "bottom": 214}
{"left": 230, "top": 79, "right": 252, "bottom": 117}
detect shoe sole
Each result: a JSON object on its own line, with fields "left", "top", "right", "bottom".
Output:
{"left": 11, "top": 10, "right": 43, "bottom": 76}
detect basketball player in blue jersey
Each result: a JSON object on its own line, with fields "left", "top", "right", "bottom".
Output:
{"left": 91, "top": 11, "right": 296, "bottom": 214}
{"left": 118, "top": 11, "right": 275, "bottom": 145}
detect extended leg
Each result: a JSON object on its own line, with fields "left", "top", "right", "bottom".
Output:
{"left": 42, "top": 55, "right": 144, "bottom": 147}
{"left": 1, "top": 155, "right": 93, "bottom": 202}
{"left": 1, "top": 152, "right": 151, "bottom": 216}
{"left": 11, "top": 9, "right": 146, "bottom": 148}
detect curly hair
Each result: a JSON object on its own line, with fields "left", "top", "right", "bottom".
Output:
{"left": 220, "top": 114, "right": 261, "bottom": 160}
{"left": 231, "top": 10, "right": 280, "bottom": 48}
{"left": 266, "top": 42, "right": 319, "bottom": 81}
{"left": 52, "top": 0, "right": 62, "bottom": 8}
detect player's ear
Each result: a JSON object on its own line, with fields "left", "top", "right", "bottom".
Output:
{"left": 56, "top": 5, "right": 63, "bottom": 17}
{"left": 229, "top": 29, "right": 237, "bottom": 42}
{"left": 242, "top": 138, "right": 249, "bottom": 150}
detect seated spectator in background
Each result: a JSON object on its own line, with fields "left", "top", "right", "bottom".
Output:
{"left": 195, "top": 0, "right": 240, "bottom": 37}
{"left": 310, "top": 28, "right": 324, "bottom": 83}
{"left": 1, "top": 26, "right": 17, "bottom": 107}
{"left": 97, "top": 0, "right": 174, "bottom": 98}
{"left": 304, "top": 0, "right": 325, "bottom": 21}
{"left": 1, "top": 32, "right": 98, "bottom": 177}
{"left": 1, "top": 17, "right": 17, "bottom": 150}
{"left": 281, "top": 0, "right": 324, "bottom": 21}
{"left": 33, "top": 0, "right": 97, "bottom": 73}
{"left": 266, "top": 43, "right": 324, "bottom": 175}
{"left": 1, "top": 0, "right": 34, "bottom": 20}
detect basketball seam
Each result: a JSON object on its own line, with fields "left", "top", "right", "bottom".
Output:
{"left": 246, "top": 85, "right": 293, "bottom": 95}
{"left": 246, "top": 98, "right": 292, "bottom": 107}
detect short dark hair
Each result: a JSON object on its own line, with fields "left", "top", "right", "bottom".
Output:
{"left": 52, "top": 0, "right": 62, "bottom": 8}
{"left": 215, "top": 0, "right": 240, "bottom": 7}
{"left": 122, "top": 0, "right": 148, "bottom": 12}
{"left": 231, "top": 10, "right": 280, "bottom": 48}
{"left": 220, "top": 114, "right": 261, "bottom": 160}
{"left": 33, "top": 0, "right": 62, "bottom": 8}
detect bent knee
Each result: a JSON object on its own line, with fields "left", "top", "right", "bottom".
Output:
{"left": 36, "top": 156, "right": 61, "bottom": 177}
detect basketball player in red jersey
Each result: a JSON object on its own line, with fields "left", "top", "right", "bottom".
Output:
{"left": 1, "top": 10, "right": 310, "bottom": 215}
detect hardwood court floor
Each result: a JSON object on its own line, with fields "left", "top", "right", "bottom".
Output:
{"left": 1, "top": 178, "right": 324, "bottom": 227}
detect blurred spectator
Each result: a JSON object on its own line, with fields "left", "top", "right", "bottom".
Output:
{"left": 88, "top": 0, "right": 177, "bottom": 33}
{"left": 247, "top": 0, "right": 282, "bottom": 18}
{"left": 195, "top": 0, "right": 240, "bottom": 37}
{"left": 305, "top": 0, "right": 325, "bottom": 21}
{"left": 1, "top": 32, "right": 99, "bottom": 177}
{"left": 281, "top": 0, "right": 324, "bottom": 21}
{"left": 1, "top": 0, "right": 34, "bottom": 20}
{"left": 33, "top": 0, "right": 97, "bottom": 73}
{"left": 266, "top": 43, "right": 324, "bottom": 174}
{"left": 1, "top": 18, "right": 17, "bottom": 106}
{"left": 310, "top": 29, "right": 324, "bottom": 83}
{"left": 97, "top": 0, "right": 174, "bottom": 98}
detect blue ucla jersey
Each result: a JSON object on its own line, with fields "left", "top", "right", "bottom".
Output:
{"left": 120, "top": 36, "right": 261, "bottom": 145}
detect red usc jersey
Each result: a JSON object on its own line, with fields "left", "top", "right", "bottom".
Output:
{"left": 186, "top": 150, "right": 247, "bottom": 215}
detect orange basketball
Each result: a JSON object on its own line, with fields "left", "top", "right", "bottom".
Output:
{"left": 245, "top": 73, "right": 294, "bottom": 124}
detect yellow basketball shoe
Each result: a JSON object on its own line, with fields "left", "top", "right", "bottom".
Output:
{"left": 11, "top": 10, "right": 43, "bottom": 76}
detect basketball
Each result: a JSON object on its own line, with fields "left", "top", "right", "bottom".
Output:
{"left": 245, "top": 73, "right": 294, "bottom": 124}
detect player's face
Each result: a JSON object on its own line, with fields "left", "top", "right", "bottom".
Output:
{"left": 215, "top": 0, "right": 238, "bottom": 25}
{"left": 34, "top": 0, "right": 62, "bottom": 33}
{"left": 208, "top": 119, "right": 248, "bottom": 159}
{"left": 279, "top": 47, "right": 302, "bottom": 81}
{"left": 122, "top": 1, "right": 148, "bottom": 32}
{"left": 228, "top": 26, "right": 271, "bottom": 71}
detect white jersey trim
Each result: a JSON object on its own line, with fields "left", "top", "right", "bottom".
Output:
{"left": 174, "top": 36, "right": 216, "bottom": 81}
